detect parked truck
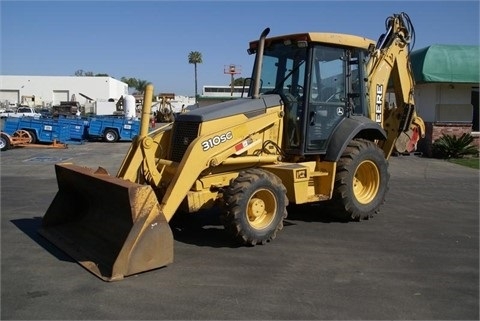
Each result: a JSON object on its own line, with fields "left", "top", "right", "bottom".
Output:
{"left": 0, "top": 106, "right": 41, "bottom": 119}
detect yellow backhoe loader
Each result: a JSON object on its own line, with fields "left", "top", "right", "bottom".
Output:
{"left": 40, "top": 12, "right": 425, "bottom": 281}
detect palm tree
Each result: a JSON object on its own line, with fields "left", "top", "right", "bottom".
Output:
{"left": 121, "top": 77, "right": 139, "bottom": 94}
{"left": 120, "top": 77, "right": 149, "bottom": 94}
{"left": 135, "top": 79, "right": 148, "bottom": 94}
{"left": 188, "top": 51, "right": 203, "bottom": 105}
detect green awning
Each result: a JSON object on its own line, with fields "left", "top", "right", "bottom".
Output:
{"left": 410, "top": 44, "right": 480, "bottom": 84}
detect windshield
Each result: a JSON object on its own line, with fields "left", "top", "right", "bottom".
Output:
{"left": 252, "top": 41, "right": 307, "bottom": 151}
{"left": 257, "top": 42, "right": 307, "bottom": 96}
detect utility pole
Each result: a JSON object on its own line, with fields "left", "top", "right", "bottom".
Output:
{"left": 224, "top": 64, "right": 241, "bottom": 96}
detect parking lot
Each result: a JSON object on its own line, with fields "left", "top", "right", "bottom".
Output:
{"left": 1, "top": 142, "right": 478, "bottom": 320}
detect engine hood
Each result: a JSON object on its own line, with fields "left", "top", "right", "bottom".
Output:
{"left": 175, "top": 95, "right": 282, "bottom": 123}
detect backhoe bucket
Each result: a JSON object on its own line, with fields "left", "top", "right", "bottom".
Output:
{"left": 39, "top": 163, "right": 174, "bottom": 281}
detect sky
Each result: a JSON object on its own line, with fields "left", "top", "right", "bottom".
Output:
{"left": 1, "top": 0, "right": 479, "bottom": 96}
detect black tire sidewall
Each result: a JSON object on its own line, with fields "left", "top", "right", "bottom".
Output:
{"left": 0, "top": 133, "right": 10, "bottom": 151}
{"left": 223, "top": 169, "right": 288, "bottom": 245}
{"left": 238, "top": 176, "right": 285, "bottom": 240}
{"left": 27, "top": 130, "right": 37, "bottom": 144}
{"left": 334, "top": 140, "right": 389, "bottom": 219}
{"left": 104, "top": 129, "right": 118, "bottom": 142}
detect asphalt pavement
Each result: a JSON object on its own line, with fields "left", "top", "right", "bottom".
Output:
{"left": 1, "top": 141, "right": 478, "bottom": 320}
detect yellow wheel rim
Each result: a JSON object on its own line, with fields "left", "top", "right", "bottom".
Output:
{"left": 353, "top": 160, "right": 380, "bottom": 204}
{"left": 247, "top": 189, "right": 277, "bottom": 229}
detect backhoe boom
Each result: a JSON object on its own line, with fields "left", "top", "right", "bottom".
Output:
{"left": 366, "top": 12, "right": 425, "bottom": 157}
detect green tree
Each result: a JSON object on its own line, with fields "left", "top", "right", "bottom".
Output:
{"left": 121, "top": 77, "right": 138, "bottom": 89}
{"left": 232, "top": 77, "right": 250, "bottom": 86}
{"left": 121, "top": 77, "right": 149, "bottom": 94}
{"left": 432, "top": 133, "right": 479, "bottom": 159}
{"left": 188, "top": 51, "right": 203, "bottom": 104}
{"left": 135, "top": 79, "right": 148, "bottom": 94}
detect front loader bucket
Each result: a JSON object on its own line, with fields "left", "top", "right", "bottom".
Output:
{"left": 39, "top": 163, "right": 174, "bottom": 281}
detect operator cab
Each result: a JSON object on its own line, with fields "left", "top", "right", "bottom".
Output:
{"left": 248, "top": 33, "right": 371, "bottom": 156}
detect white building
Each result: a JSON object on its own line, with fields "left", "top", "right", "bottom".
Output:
{"left": 409, "top": 44, "right": 479, "bottom": 156}
{"left": 0, "top": 75, "right": 128, "bottom": 108}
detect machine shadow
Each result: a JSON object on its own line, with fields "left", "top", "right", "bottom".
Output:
{"left": 285, "top": 202, "right": 352, "bottom": 224}
{"left": 170, "top": 209, "right": 242, "bottom": 248}
{"left": 10, "top": 217, "right": 75, "bottom": 263}
{"left": 170, "top": 202, "right": 350, "bottom": 248}
{"left": 8, "top": 189, "right": 347, "bottom": 254}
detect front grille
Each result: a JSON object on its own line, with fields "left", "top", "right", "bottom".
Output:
{"left": 170, "top": 122, "right": 200, "bottom": 163}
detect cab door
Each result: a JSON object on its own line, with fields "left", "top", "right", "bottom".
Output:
{"left": 305, "top": 46, "right": 347, "bottom": 153}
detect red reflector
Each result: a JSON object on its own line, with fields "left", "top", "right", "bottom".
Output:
{"left": 235, "top": 141, "right": 248, "bottom": 151}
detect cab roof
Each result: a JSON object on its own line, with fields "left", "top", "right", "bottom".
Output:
{"left": 249, "top": 32, "right": 375, "bottom": 51}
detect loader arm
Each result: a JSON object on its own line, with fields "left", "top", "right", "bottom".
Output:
{"left": 116, "top": 123, "right": 173, "bottom": 185}
{"left": 366, "top": 12, "right": 425, "bottom": 158}
{"left": 123, "top": 100, "right": 284, "bottom": 222}
{"left": 117, "top": 84, "right": 174, "bottom": 185}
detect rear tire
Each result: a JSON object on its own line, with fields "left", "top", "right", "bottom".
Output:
{"left": 222, "top": 168, "right": 288, "bottom": 246}
{"left": 26, "top": 130, "right": 37, "bottom": 144}
{"left": 0, "top": 133, "right": 10, "bottom": 151}
{"left": 104, "top": 129, "right": 118, "bottom": 142}
{"left": 330, "top": 139, "right": 389, "bottom": 221}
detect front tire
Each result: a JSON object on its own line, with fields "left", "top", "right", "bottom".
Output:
{"left": 222, "top": 168, "right": 288, "bottom": 246}
{"left": 331, "top": 139, "right": 389, "bottom": 221}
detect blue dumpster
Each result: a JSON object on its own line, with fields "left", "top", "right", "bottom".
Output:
{"left": 57, "top": 117, "right": 90, "bottom": 142}
{"left": 3, "top": 117, "right": 70, "bottom": 143}
{"left": 87, "top": 116, "right": 140, "bottom": 142}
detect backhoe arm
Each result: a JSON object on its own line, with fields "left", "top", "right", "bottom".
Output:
{"left": 366, "top": 12, "right": 425, "bottom": 157}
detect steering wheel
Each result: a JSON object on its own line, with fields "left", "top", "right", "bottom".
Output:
{"left": 266, "top": 86, "right": 303, "bottom": 104}
{"left": 290, "top": 85, "right": 303, "bottom": 97}
{"left": 326, "top": 91, "right": 343, "bottom": 102}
